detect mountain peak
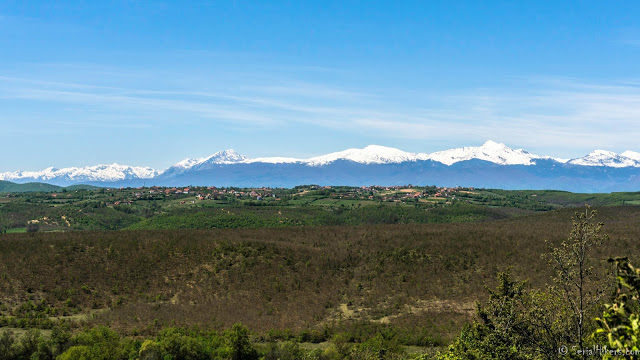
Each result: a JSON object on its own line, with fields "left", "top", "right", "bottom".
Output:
{"left": 0, "top": 163, "right": 158, "bottom": 183}
{"left": 621, "top": 150, "right": 640, "bottom": 161}
{"left": 428, "top": 141, "right": 537, "bottom": 166}
{"left": 588, "top": 149, "right": 617, "bottom": 157}
{"left": 173, "top": 149, "right": 248, "bottom": 171}
{"left": 203, "top": 149, "right": 247, "bottom": 164}
{"left": 362, "top": 144, "right": 400, "bottom": 151}
{"left": 305, "top": 145, "right": 418, "bottom": 166}
{"left": 481, "top": 140, "right": 506, "bottom": 148}
{"left": 568, "top": 149, "right": 639, "bottom": 168}
{"left": 5, "top": 143, "right": 640, "bottom": 188}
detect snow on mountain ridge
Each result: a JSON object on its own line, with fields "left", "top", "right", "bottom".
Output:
{"left": 0, "top": 163, "right": 158, "bottom": 182}
{"left": 621, "top": 150, "right": 640, "bottom": 162}
{"left": 426, "top": 140, "right": 543, "bottom": 166}
{"left": 304, "top": 145, "right": 423, "bottom": 166}
{"left": 568, "top": 150, "right": 640, "bottom": 168}
{"left": 175, "top": 150, "right": 247, "bottom": 169}
{"left": 146, "top": 142, "right": 640, "bottom": 172}
{"left": 204, "top": 149, "right": 247, "bottom": 164}
{"left": 245, "top": 157, "right": 302, "bottom": 164}
{"left": 5, "top": 142, "right": 640, "bottom": 184}
{"left": 173, "top": 141, "right": 557, "bottom": 167}
{"left": 174, "top": 158, "right": 202, "bottom": 170}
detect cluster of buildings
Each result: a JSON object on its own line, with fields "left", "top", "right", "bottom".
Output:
{"left": 314, "top": 185, "right": 473, "bottom": 203}
{"left": 97, "top": 184, "right": 476, "bottom": 207}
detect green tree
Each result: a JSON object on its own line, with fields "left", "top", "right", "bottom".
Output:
{"left": 263, "top": 341, "right": 302, "bottom": 360}
{"left": 226, "top": 323, "right": 258, "bottom": 360}
{"left": 545, "top": 206, "right": 608, "bottom": 357}
{"left": 0, "top": 331, "right": 17, "bottom": 360}
{"left": 138, "top": 339, "right": 162, "bottom": 360}
{"left": 16, "top": 329, "right": 50, "bottom": 360}
{"left": 594, "top": 257, "right": 640, "bottom": 358}
{"left": 0, "top": 216, "right": 6, "bottom": 233}
{"left": 58, "top": 326, "right": 126, "bottom": 360}
{"left": 355, "top": 330, "right": 405, "bottom": 360}
{"left": 436, "top": 271, "right": 536, "bottom": 359}
{"left": 156, "top": 328, "right": 206, "bottom": 360}
{"left": 49, "top": 325, "right": 72, "bottom": 358}
{"left": 524, "top": 288, "right": 573, "bottom": 359}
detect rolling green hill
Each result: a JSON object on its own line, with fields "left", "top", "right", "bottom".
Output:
{"left": 0, "top": 180, "right": 98, "bottom": 193}
{"left": 0, "top": 180, "right": 61, "bottom": 193}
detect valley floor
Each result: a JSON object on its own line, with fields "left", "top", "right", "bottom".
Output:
{"left": 1, "top": 205, "right": 640, "bottom": 358}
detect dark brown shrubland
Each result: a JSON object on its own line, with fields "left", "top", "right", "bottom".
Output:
{"left": 1, "top": 206, "right": 639, "bottom": 344}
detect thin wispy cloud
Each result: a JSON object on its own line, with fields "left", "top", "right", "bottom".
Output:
{"left": 52, "top": 120, "right": 152, "bottom": 129}
{"left": 2, "top": 1, "right": 640, "bottom": 172}
{"left": 1, "top": 67, "right": 640, "bottom": 158}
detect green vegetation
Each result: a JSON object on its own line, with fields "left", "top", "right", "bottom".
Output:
{"left": 435, "top": 272, "right": 537, "bottom": 359}
{"left": 0, "top": 180, "right": 98, "bottom": 194}
{"left": 1, "top": 207, "right": 640, "bottom": 359}
{"left": 593, "top": 257, "right": 640, "bottom": 357}
{"left": 2, "top": 184, "right": 640, "bottom": 358}
{"left": 0, "top": 180, "right": 62, "bottom": 193}
{"left": 2, "top": 183, "right": 640, "bottom": 234}
{"left": 435, "top": 208, "right": 640, "bottom": 359}
{"left": 126, "top": 202, "right": 511, "bottom": 230}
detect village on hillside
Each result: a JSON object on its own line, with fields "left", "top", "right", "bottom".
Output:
{"left": 100, "top": 184, "right": 473, "bottom": 206}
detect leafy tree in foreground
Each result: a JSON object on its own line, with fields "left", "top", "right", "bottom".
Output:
{"left": 594, "top": 257, "right": 640, "bottom": 358}
{"left": 545, "top": 206, "right": 608, "bottom": 357}
{"left": 436, "top": 271, "right": 536, "bottom": 359}
{"left": 440, "top": 206, "right": 611, "bottom": 360}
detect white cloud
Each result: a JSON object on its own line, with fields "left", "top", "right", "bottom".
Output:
{"left": 1, "top": 68, "right": 640, "bottom": 157}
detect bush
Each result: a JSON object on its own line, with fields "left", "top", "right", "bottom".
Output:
{"left": 0, "top": 331, "right": 17, "bottom": 360}
{"left": 58, "top": 326, "right": 127, "bottom": 360}
{"left": 263, "top": 341, "right": 302, "bottom": 360}
{"left": 436, "top": 272, "right": 536, "bottom": 359}
{"left": 594, "top": 257, "right": 640, "bottom": 356}
{"left": 226, "top": 323, "right": 258, "bottom": 360}
{"left": 155, "top": 328, "right": 207, "bottom": 360}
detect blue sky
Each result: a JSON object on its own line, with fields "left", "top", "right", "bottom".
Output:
{"left": 2, "top": 1, "right": 640, "bottom": 171}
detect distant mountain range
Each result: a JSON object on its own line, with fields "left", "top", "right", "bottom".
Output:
{"left": 3, "top": 141, "right": 640, "bottom": 192}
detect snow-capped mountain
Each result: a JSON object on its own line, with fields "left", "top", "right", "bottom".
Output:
{"left": 4, "top": 141, "right": 640, "bottom": 192}
{"left": 165, "top": 141, "right": 562, "bottom": 168}
{"left": 0, "top": 164, "right": 157, "bottom": 184}
{"left": 174, "top": 150, "right": 248, "bottom": 169}
{"left": 245, "top": 156, "right": 302, "bottom": 164}
{"left": 621, "top": 151, "right": 640, "bottom": 162}
{"left": 426, "top": 140, "right": 544, "bottom": 166}
{"left": 167, "top": 145, "right": 425, "bottom": 168}
{"left": 568, "top": 150, "right": 640, "bottom": 168}
{"left": 302, "top": 145, "right": 424, "bottom": 166}
{"left": 168, "top": 141, "right": 575, "bottom": 168}
{"left": 165, "top": 150, "right": 248, "bottom": 176}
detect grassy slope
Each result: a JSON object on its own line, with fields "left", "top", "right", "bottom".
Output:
{"left": 1, "top": 206, "right": 639, "bottom": 344}
{"left": 0, "top": 180, "right": 99, "bottom": 193}
{"left": 0, "top": 180, "right": 61, "bottom": 193}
